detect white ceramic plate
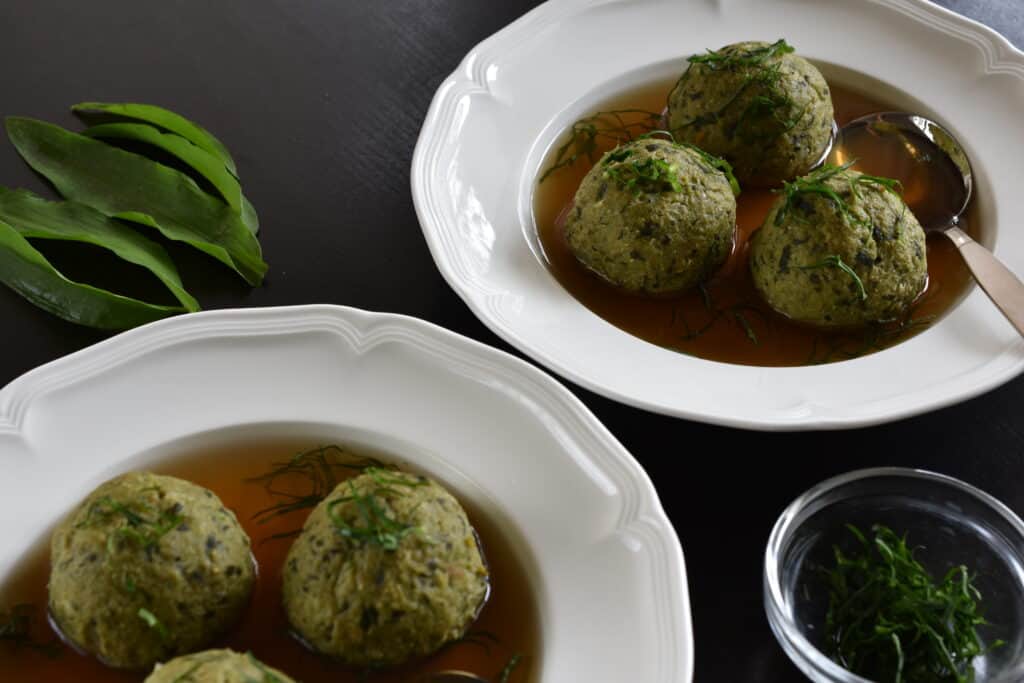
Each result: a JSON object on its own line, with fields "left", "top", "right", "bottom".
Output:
{"left": 411, "top": 0, "right": 1024, "bottom": 430}
{"left": 0, "top": 305, "right": 692, "bottom": 683}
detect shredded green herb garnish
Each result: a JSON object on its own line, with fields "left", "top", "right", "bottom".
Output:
{"left": 539, "top": 109, "right": 663, "bottom": 182}
{"left": 603, "top": 155, "right": 683, "bottom": 195}
{"left": 540, "top": 113, "right": 740, "bottom": 195}
{"left": 732, "top": 310, "right": 759, "bottom": 345}
{"left": 673, "top": 288, "right": 765, "bottom": 347}
{"left": 137, "top": 607, "right": 169, "bottom": 643}
{"left": 327, "top": 468, "right": 427, "bottom": 551}
{"left": 248, "top": 445, "right": 385, "bottom": 541}
{"left": 675, "top": 39, "right": 803, "bottom": 144}
{"left": 77, "top": 494, "right": 183, "bottom": 554}
{"left": 682, "top": 143, "right": 741, "bottom": 196}
{"left": 797, "top": 255, "right": 868, "bottom": 301}
{"left": 497, "top": 653, "right": 524, "bottom": 683}
{"left": 677, "top": 307, "right": 722, "bottom": 342}
{"left": 635, "top": 131, "right": 741, "bottom": 196}
{"left": 774, "top": 160, "right": 903, "bottom": 228}
{"left": 0, "top": 604, "right": 62, "bottom": 657}
{"left": 688, "top": 38, "right": 795, "bottom": 68}
{"left": 823, "top": 524, "right": 1003, "bottom": 683}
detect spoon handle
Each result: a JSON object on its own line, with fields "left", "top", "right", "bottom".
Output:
{"left": 944, "top": 226, "right": 1024, "bottom": 337}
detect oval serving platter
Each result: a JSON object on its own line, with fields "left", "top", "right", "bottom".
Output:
{"left": 411, "top": 0, "right": 1024, "bottom": 430}
{"left": 0, "top": 305, "right": 692, "bottom": 683}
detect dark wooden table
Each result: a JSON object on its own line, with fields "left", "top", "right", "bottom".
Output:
{"left": 1, "top": 1, "right": 1020, "bottom": 680}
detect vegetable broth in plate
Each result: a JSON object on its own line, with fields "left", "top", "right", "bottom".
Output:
{"left": 534, "top": 77, "right": 979, "bottom": 366}
{"left": 0, "top": 440, "right": 539, "bottom": 682}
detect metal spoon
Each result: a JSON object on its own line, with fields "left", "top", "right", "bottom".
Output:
{"left": 824, "top": 111, "right": 1024, "bottom": 336}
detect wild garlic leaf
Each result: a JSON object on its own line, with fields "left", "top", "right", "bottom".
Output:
{"left": 71, "top": 101, "right": 238, "bottom": 177}
{"left": 0, "top": 187, "right": 199, "bottom": 312}
{"left": 0, "top": 218, "right": 185, "bottom": 329}
{"left": 82, "top": 122, "right": 244, "bottom": 213}
{"left": 6, "top": 117, "right": 266, "bottom": 286}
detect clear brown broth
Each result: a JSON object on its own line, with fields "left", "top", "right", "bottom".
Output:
{"left": 0, "top": 441, "right": 539, "bottom": 682}
{"left": 533, "top": 77, "right": 978, "bottom": 366}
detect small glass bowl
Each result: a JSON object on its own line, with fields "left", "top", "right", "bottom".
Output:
{"left": 764, "top": 467, "right": 1024, "bottom": 683}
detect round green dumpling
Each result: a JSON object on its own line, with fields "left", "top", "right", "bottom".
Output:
{"left": 49, "top": 472, "right": 256, "bottom": 670}
{"left": 564, "top": 138, "right": 737, "bottom": 295}
{"left": 668, "top": 40, "right": 834, "bottom": 187}
{"left": 282, "top": 469, "right": 489, "bottom": 668}
{"left": 750, "top": 166, "right": 927, "bottom": 327}
{"left": 145, "top": 649, "right": 296, "bottom": 682}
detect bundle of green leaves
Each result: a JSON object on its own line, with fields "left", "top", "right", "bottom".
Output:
{"left": 0, "top": 103, "right": 267, "bottom": 329}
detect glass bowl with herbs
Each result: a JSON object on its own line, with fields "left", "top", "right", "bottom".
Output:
{"left": 765, "top": 468, "right": 1024, "bottom": 683}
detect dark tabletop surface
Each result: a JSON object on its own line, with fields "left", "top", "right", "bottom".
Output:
{"left": 0, "top": 1, "right": 1021, "bottom": 681}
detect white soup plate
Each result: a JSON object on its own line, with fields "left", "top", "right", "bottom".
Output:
{"left": 411, "top": 0, "right": 1024, "bottom": 430}
{"left": 0, "top": 305, "right": 692, "bottom": 683}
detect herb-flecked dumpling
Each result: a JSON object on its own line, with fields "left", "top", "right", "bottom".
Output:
{"left": 668, "top": 40, "right": 834, "bottom": 187}
{"left": 750, "top": 165, "right": 927, "bottom": 327}
{"left": 564, "top": 137, "right": 737, "bottom": 295}
{"left": 49, "top": 472, "right": 256, "bottom": 670}
{"left": 144, "top": 649, "right": 296, "bottom": 682}
{"left": 282, "top": 469, "right": 489, "bottom": 668}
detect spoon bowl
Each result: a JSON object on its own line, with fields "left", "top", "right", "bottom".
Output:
{"left": 828, "top": 112, "right": 972, "bottom": 232}
{"left": 823, "top": 111, "right": 1024, "bottom": 337}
